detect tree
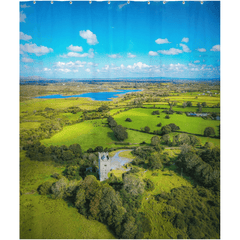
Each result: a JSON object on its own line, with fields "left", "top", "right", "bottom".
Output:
{"left": 202, "top": 102, "right": 207, "bottom": 107}
{"left": 152, "top": 110, "right": 160, "bottom": 115}
{"left": 148, "top": 155, "right": 163, "bottom": 170}
{"left": 157, "top": 123, "right": 162, "bottom": 127}
{"left": 204, "top": 127, "right": 215, "bottom": 137}
{"left": 151, "top": 136, "right": 161, "bottom": 146}
{"left": 167, "top": 123, "right": 180, "bottom": 131}
{"left": 186, "top": 101, "right": 192, "bottom": 107}
{"left": 51, "top": 177, "right": 68, "bottom": 199}
{"left": 94, "top": 146, "right": 103, "bottom": 152}
{"left": 125, "top": 118, "right": 132, "bottom": 122}
{"left": 144, "top": 126, "right": 150, "bottom": 133}
{"left": 161, "top": 134, "right": 171, "bottom": 145}
{"left": 107, "top": 116, "right": 117, "bottom": 128}
{"left": 182, "top": 102, "right": 187, "bottom": 108}
{"left": 123, "top": 174, "right": 145, "bottom": 197}
{"left": 69, "top": 144, "right": 82, "bottom": 157}
{"left": 161, "top": 125, "right": 172, "bottom": 135}
{"left": 113, "top": 125, "right": 128, "bottom": 141}
{"left": 165, "top": 115, "right": 170, "bottom": 119}
{"left": 98, "top": 105, "right": 109, "bottom": 112}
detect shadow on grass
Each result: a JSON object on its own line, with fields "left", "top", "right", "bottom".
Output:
{"left": 107, "top": 131, "right": 118, "bottom": 141}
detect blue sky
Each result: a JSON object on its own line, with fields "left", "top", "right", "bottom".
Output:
{"left": 20, "top": 1, "right": 220, "bottom": 79}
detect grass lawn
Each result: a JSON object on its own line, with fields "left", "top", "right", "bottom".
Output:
{"left": 113, "top": 108, "right": 220, "bottom": 136}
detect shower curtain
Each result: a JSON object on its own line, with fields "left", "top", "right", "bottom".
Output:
{"left": 19, "top": 1, "right": 220, "bottom": 239}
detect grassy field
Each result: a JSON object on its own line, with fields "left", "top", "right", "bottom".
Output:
{"left": 20, "top": 151, "right": 115, "bottom": 239}
{"left": 20, "top": 98, "right": 101, "bottom": 113}
{"left": 113, "top": 108, "right": 220, "bottom": 136}
{"left": 142, "top": 104, "right": 220, "bottom": 113}
{"left": 41, "top": 119, "right": 156, "bottom": 151}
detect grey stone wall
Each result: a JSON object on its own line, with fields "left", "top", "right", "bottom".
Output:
{"left": 98, "top": 152, "right": 111, "bottom": 181}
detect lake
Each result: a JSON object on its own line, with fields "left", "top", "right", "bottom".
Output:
{"left": 36, "top": 89, "right": 142, "bottom": 101}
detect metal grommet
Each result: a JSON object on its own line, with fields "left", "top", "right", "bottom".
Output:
{"left": 89, "top": 0, "right": 92, "bottom": 4}
{"left": 51, "top": 1, "right": 53, "bottom": 4}
{"left": 33, "top": 0, "right": 36, "bottom": 4}
{"left": 163, "top": 1, "right": 166, "bottom": 4}
{"left": 70, "top": 1, "right": 72, "bottom": 4}
{"left": 127, "top": 0, "right": 130, "bottom": 4}
{"left": 108, "top": 1, "right": 110, "bottom": 4}
{"left": 183, "top": 1, "right": 185, "bottom": 4}
{"left": 201, "top": 1, "right": 204, "bottom": 4}
{"left": 148, "top": 1, "right": 150, "bottom": 5}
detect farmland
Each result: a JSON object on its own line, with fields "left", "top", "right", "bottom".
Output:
{"left": 20, "top": 80, "right": 220, "bottom": 239}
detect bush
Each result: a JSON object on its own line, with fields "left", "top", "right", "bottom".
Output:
{"left": 51, "top": 177, "right": 68, "bottom": 199}
{"left": 125, "top": 118, "right": 132, "bottom": 122}
{"left": 161, "top": 125, "right": 172, "bottom": 135}
{"left": 151, "top": 135, "right": 161, "bottom": 146}
{"left": 38, "top": 181, "right": 53, "bottom": 195}
{"left": 143, "top": 178, "right": 155, "bottom": 191}
{"left": 165, "top": 115, "right": 170, "bottom": 119}
{"left": 204, "top": 127, "right": 215, "bottom": 137}
{"left": 152, "top": 110, "right": 160, "bottom": 115}
{"left": 157, "top": 123, "right": 162, "bottom": 127}
{"left": 144, "top": 126, "right": 150, "bottom": 133}
{"left": 113, "top": 125, "right": 128, "bottom": 141}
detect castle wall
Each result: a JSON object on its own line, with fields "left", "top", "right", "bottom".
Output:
{"left": 98, "top": 152, "right": 111, "bottom": 181}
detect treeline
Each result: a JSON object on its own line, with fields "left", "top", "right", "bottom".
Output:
{"left": 107, "top": 116, "right": 128, "bottom": 141}
{"left": 38, "top": 174, "right": 152, "bottom": 239}
{"left": 176, "top": 144, "right": 220, "bottom": 191}
{"left": 155, "top": 186, "right": 220, "bottom": 239}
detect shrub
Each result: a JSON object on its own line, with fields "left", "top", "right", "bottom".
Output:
{"left": 143, "top": 178, "right": 155, "bottom": 191}
{"left": 144, "top": 126, "right": 150, "bottom": 133}
{"left": 157, "top": 123, "right": 162, "bottom": 127}
{"left": 51, "top": 177, "right": 68, "bottom": 199}
{"left": 152, "top": 110, "right": 160, "bottom": 115}
{"left": 151, "top": 135, "right": 161, "bottom": 146}
{"left": 161, "top": 125, "right": 172, "bottom": 135}
{"left": 165, "top": 115, "right": 170, "bottom": 119}
{"left": 113, "top": 125, "right": 128, "bottom": 141}
{"left": 204, "top": 127, "right": 215, "bottom": 137}
{"left": 38, "top": 181, "right": 53, "bottom": 195}
{"left": 125, "top": 118, "right": 132, "bottom": 122}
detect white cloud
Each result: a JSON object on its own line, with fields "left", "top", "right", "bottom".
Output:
{"left": 22, "top": 57, "right": 33, "bottom": 63}
{"left": 20, "top": 43, "right": 53, "bottom": 56}
{"left": 20, "top": 32, "right": 32, "bottom": 41}
{"left": 85, "top": 68, "right": 91, "bottom": 73}
{"left": 67, "top": 45, "right": 83, "bottom": 52}
{"left": 79, "top": 30, "right": 98, "bottom": 45}
{"left": 43, "top": 68, "right": 51, "bottom": 72}
{"left": 127, "top": 53, "right": 136, "bottom": 58}
{"left": 107, "top": 54, "right": 121, "bottom": 58}
{"left": 194, "top": 60, "right": 200, "bottom": 63}
{"left": 73, "top": 70, "right": 79, "bottom": 73}
{"left": 179, "top": 43, "right": 191, "bottom": 53}
{"left": 118, "top": 3, "right": 127, "bottom": 9}
{"left": 155, "top": 38, "right": 170, "bottom": 44}
{"left": 210, "top": 44, "right": 220, "bottom": 52}
{"left": 158, "top": 48, "right": 183, "bottom": 55}
{"left": 196, "top": 48, "right": 207, "bottom": 52}
{"left": 20, "top": 4, "right": 30, "bottom": 8}
{"left": 60, "top": 49, "right": 94, "bottom": 58}
{"left": 181, "top": 37, "right": 189, "bottom": 43}
{"left": 20, "top": 11, "right": 26, "bottom": 23}
{"left": 149, "top": 51, "right": 158, "bottom": 56}
{"left": 130, "top": 62, "right": 150, "bottom": 69}
{"left": 58, "top": 68, "right": 71, "bottom": 73}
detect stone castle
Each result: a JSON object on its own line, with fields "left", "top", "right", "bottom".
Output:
{"left": 98, "top": 152, "right": 111, "bottom": 181}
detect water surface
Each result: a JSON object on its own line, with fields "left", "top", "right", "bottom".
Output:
{"left": 36, "top": 89, "right": 141, "bottom": 101}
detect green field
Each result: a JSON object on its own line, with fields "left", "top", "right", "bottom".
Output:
{"left": 41, "top": 119, "right": 154, "bottom": 151}
{"left": 113, "top": 108, "right": 219, "bottom": 136}
{"left": 20, "top": 151, "right": 115, "bottom": 239}
{"left": 20, "top": 122, "right": 42, "bottom": 130}
{"left": 143, "top": 104, "right": 220, "bottom": 113}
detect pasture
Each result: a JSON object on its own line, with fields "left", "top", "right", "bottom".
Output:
{"left": 41, "top": 119, "right": 154, "bottom": 151}
{"left": 113, "top": 108, "right": 220, "bottom": 136}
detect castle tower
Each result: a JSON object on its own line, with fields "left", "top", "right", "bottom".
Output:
{"left": 98, "top": 152, "right": 111, "bottom": 181}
